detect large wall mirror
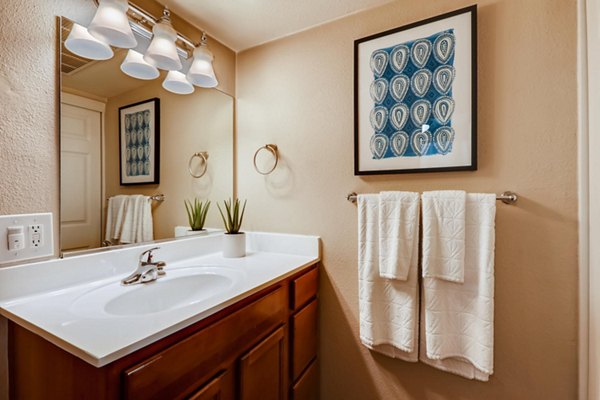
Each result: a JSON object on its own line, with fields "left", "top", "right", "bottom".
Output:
{"left": 59, "top": 17, "right": 234, "bottom": 255}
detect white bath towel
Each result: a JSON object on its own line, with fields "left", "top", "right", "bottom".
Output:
{"left": 358, "top": 194, "right": 419, "bottom": 362}
{"left": 105, "top": 195, "right": 153, "bottom": 244}
{"left": 105, "top": 195, "right": 128, "bottom": 243}
{"left": 378, "top": 192, "right": 420, "bottom": 280}
{"left": 422, "top": 190, "right": 467, "bottom": 282}
{"left": 420, "top": 193, "right": 496, "bottom": 381}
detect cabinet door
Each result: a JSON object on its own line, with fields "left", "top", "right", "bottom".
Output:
{"left": 187, "top": 371, "right": 228, "bottom": 400}
{"left": 239, "top": 326, "right": 287, "bottom": 400}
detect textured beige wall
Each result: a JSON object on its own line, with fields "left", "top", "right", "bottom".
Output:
{"left": 236, "top": 1, "right": 579, "bottom": 399}
{"left": 104, "top": 84, "right": 234, "bottom": 239}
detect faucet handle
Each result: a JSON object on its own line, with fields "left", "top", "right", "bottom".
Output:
{"left": 156, "top": 261, "right": 167, "bottom": 276}
{"left": 140, "top": 247, "right": 160, "bottom": 263}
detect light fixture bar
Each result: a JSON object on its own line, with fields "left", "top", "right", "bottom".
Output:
{"left": 92, "top": 0, "right": 197, "bottom": 58}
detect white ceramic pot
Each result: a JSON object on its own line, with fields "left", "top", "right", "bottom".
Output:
{"left": 187, "top": 229, "right": 209, "bottom": 236}
{"left": 222, "top": 232, "right": 246, "bottom": 258}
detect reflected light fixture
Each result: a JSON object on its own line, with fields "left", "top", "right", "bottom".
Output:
{"left": 143, "top": 7, "right": 182, "bottom": 71}
{"left": 120, "top": 49, "right": 160, "bottom": 80}
{"left": 65, "top": 23, "right": 114, "bottom": 60}
{"left": 88, "top": 0, "right": 137, "bottom": 48}
{"left": 162, "top": 70, "right": 195, "bottom": 95}
{"left": 187, "top": 32, "right": 218, "bottom": 88}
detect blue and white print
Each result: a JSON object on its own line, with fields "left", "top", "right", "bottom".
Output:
{"left": 368, "top": 29, "right": 456, "bottom": 158}
{"left": 124, "top": 110, "right": 152, "bottom": 176}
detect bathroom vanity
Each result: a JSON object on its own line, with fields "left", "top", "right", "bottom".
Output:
{"left": 0, "top": 232, "right": 320, "bottom": 400}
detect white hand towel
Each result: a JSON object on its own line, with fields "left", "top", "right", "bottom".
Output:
{"left": 117, "top": 196, "right": 135, "bottom": 244}
{"left": 137, "top": 195, "right": 154, "bottom": 243}
{"left": 119, "top": 195, "right": 154, "bottom": 244}
{"left": 378, "top": 191, "right": 420, "bottom": 280}
{"left": 105, "top": 195, "right": 128, "bottom": 243}
{"left": 358, "top": 194, "right": 419, "bottom": 362}
{"left": 420, "top": 193, "right": 496, "bottom": 381}
{"left": 422, "top": 190, "right": 467, "bottom": 282}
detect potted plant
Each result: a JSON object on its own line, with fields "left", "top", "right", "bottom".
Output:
{"left": 184, "top": 198, "right": 211, "bottom": 234}
{"left": 217, "top": 198, "right": 247, "bottom": 258}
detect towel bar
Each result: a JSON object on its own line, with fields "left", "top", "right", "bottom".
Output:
{"left": 346, "top": 191, "right": 518, "bottom": 205}
{"left": 106, "top": 194, "right": 165, "bottom": 202}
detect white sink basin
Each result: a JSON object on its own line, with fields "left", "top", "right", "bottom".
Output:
{"left": 69, "top": 266, "right": 245, "bottom": 318}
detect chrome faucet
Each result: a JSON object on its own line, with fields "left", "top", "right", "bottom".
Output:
{"left": 121, "top": 247, "right": 167, "bottom": 286}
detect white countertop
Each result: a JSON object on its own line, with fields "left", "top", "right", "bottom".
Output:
{"left": 0, "top": 232, "right": 320, "bottom": 367}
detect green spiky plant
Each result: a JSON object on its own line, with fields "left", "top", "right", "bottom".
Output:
{"left": 217, "top": 198, "right": 247, "bottom": 234}
{"left": 184, "top": 199, "right": 211, "bottom": 231}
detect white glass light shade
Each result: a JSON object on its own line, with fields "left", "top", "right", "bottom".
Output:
{"left": 143, "top": 21, "right": 181, "bottom": 71}
{"left": 65, "top": 23, "right": 114, "bottom": 60}
{"left": 162, "top": 71, "right": 194, "bottom": 95}
{"left": 88, "top": 0, "right": 137, "bottom": 49}
{"left": 187, "top": 45, "right": 218, "bottom": 88}
{"left": 120, "top": 50, "right": 159, "bottom": 80}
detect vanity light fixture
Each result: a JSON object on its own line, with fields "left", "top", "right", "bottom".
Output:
{"left": 83, "top": 0, "right": 217, "bottom": 94}
{"left": 120, "top": 49, "right": 160, "bottom": 80}
{"left": 162, "top": 70, "right": 195, "bottom": 95}
{"left": 143, "top": 7, "right": 182, "bottom": 71}
{"left": 64, "top": 23, "right": 114, "bottom": 60}
{"left": 88, "top": 0, "right": 137, "bottom": 48}
{"left": 187, "top": 33, "right": 218, "bottom": 88}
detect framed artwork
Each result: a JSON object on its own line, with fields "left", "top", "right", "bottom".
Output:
{"left": 119, "top": 98, "right": 160, "bottom": 185}
{"left": 354, "top": 6, "right": 477, "bottom": 175}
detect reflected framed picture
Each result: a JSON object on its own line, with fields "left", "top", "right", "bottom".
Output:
{"left": 119, "top": 98, "right": 160, "bottom": 185}
{"left": 354, "top": 6, "right": 477, "bottom": 175}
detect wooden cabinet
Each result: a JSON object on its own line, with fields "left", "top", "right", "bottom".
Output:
{"left": 8, "top": 264, "right": 318, "bottom": 400}
{"left": 289, "top": 269, "right": 319, "bottom": 400}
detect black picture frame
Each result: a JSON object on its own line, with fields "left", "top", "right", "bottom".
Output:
{"left": 118, "top": 98, "right": 160, "bottom": 185}
{"left": 354, "top": 5, "right": 477, "bottom": 175}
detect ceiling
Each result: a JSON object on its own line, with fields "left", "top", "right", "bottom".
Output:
{"left": 164, "top": 0, "right": 395, "bottom": 52}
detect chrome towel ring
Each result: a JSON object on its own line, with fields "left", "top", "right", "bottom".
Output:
{"left": 188, "top": 152, "right": 209, "bottom": 178}
{"left": 253, "top": 144, "right": 279, "bottom": 175}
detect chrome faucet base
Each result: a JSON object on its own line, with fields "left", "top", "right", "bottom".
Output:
{"left": 121, "top": 247, "right": 167, "bottom": 286}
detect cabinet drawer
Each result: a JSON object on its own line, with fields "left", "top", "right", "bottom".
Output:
{"left": 292, "top": 299, "right": 318, "bottom": 381}
{"left": 292, "top": 360, "right": 318, "bottom": 400}
{"left": 123, "top": 287, "right": 287, "bottom": 400}
{"left": 291, "top": 267, "right": 318, "bottom": 310}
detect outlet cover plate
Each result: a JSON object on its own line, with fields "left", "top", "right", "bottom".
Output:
{"left": 0, "top": 213, "right": 54, "bottom": 265}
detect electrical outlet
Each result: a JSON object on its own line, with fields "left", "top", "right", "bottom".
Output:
{"left": 29, "top": 224, "right": 43, "bottom": 247}
{"left": 0, "top": 213, "right": 53, "bottom": 265}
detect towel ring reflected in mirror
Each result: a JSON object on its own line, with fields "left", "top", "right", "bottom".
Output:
{"left": 253, "top": 144, "right": 279, "bottom": 175}
{"left": 188, "top": 152, "right": 209, "bottom": 178}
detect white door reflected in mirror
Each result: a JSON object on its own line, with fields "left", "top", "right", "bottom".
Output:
{"left": 60, "top": 99, "right": 103, "bottom": 252}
